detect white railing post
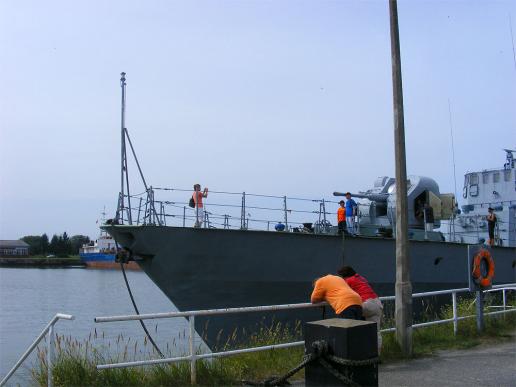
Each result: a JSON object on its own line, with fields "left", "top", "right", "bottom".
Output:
{"left": 189, "top": 315, "right": 196, "bottom": 385}
{"left": 47, "top": 323, "right": 54, "bottom": 387}
{"left": 0, "top": 314, "right": 73, "bottom": 387}
{"left": 502, "top": 289, "right": 506, "bottom": 311}
{"left": 452, "top": 292, "right": 458, "bottom": 336}
{"left": 476, "top": 290, "right": 484, "bottom": 332}
{"left": 283, "top": 196, "right": 288, "bottom": 230}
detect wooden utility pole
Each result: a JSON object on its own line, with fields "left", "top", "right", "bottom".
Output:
{"left": 388, "top": 0, "right": 413, "bottom": 356}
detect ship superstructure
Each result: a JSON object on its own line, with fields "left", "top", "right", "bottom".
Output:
{"left": 446, "top": 149, "right": 515, "bottom": 247}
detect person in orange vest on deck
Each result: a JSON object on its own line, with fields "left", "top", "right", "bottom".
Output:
{"left": 311, "top": 274, "right": 363, "bottom": 320}
{"left": 337, "top": 200, "right": 346, "bottom": 234}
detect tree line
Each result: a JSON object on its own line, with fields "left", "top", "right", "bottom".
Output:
{"left": 21, "top": 233, "right": 91, "bottom": 257}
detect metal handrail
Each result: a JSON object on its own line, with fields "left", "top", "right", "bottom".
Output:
{"left": 94, "top": 284, "right": 515, "bottom": 323}
{"left": 94, "top": 300, "right": 327, "bottom": 323}
{"left": 0, "top": 313, "right": 74, "bottom": 387}
{"left": 94, "top": 284, "right": 515, "bottom": 384}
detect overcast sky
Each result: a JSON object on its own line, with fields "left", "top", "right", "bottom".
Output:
{"left": 1, "top": 0, "right": 515, "bottom": 239}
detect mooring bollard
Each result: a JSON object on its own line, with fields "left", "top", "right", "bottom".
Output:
{"left": 304, "top": 318, "right": 378, "bottom": 386}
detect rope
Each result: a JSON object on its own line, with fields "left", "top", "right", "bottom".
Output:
{"left": 242, "top": 340, "right": 378, "bottom": 386}
{"left": 116, "top": 245, "right": 165, "bottom": 358}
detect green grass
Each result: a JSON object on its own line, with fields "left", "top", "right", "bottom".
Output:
{"left": 31, "top": 299, "right": 516, "bottom": 386}
{"left": 32, "top": 323, "right": 305, "bottom": 386}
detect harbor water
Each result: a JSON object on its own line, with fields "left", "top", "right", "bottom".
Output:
{"left": 0, "top": 267, "right": 203, "bottom": 386}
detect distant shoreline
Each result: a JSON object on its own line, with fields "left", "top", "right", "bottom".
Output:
{"left": 0, "top": 256, "right": 85, "bottom": 268}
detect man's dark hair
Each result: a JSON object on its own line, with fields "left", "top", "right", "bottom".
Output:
{"left": 345, "top": 192, "right": 351, "bottom": 196}
{"left": 338, "top": 266, "right": 356, "bottom": 278}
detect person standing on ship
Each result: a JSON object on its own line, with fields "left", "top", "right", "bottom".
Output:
{"left": 345, "top": 192, "right": 357, "bottom": 235}
{"left": 487, "top": 207, "right": 497, "bottom": 246}
{"left": 337, "top": 200, "right": 346, "bottom": 234}
{"left": 192, "top": 184, "right": 208, "bottom": 228}
{"left": 311, "top": 274, "right": 363, "bottom": 320}
{"left": 338, "top": 266, "right": 383, "bottom": 353}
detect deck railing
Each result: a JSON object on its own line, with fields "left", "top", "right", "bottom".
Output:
{"left": 114, "top": 187, "right": 514, "bottom": 246}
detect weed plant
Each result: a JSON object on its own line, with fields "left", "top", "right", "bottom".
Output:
{"left": 32, "top": 323, "right": 304, "bottom": 386}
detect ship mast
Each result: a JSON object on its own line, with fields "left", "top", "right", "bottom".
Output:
{"left": 117, "top": 72, "right": 132, "bottom": 224}
{"left": 115, "top": 72, "right": 159, "bottom": 225}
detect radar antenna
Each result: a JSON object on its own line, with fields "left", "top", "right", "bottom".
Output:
{"left": 503, "top": 148, "right": 515, "bottom": 169}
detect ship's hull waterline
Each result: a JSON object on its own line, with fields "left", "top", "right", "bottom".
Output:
{"left": 103, "top": 225, "right": 516, "bottom": 349}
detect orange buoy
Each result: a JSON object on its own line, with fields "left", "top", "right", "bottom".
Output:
{"left": 471, "top": 249, "right": 495, "bottom": 289}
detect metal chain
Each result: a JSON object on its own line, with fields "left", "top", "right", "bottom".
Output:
{"left": 242, "top": 353, "right": 318, "bottom": 386}
{"left": 319, "top": 357, "right": 360, "bottom": 386}
{"left": 326, "top": 354, "right": 380, "bottom": 367}
{"left": 267, "top": 353, "right": 318, "bottom": 385}
{"left": 242, "top": 340, "right": 378, "bottom": 386}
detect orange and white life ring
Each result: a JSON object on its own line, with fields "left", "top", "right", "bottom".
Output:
{"left": 471, "top": 249, "right": 495, "bottom": 288}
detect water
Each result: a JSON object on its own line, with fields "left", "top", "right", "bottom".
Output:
{"left": 0, "top": 267, "right": 204, "bottom": 386}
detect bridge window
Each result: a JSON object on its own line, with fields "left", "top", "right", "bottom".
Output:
{"left": 470, "top": 174, "right": 479, "bottom": 185}
{"left": 482, "top": 172, "right": 489, "bottom": 184}
{"left": 493, "top": 172, "right": 500, "bottom": 183}
{"left": 504, "top": 169, "right": 511, "bottom": 181}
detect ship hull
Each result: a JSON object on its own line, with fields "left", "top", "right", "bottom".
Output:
{"left": 103, "top": 225, "right": 516, "bottom": 348}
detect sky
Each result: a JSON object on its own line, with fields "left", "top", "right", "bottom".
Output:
{"left": 0, "top": 0, "right": 515, "bottom": 239}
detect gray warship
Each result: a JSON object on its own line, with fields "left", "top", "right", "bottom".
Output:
{"left": 104, "top": 152, "right": 516, "bottom": 349}
{"left": 103, "top": 75, "right": 515, "bottom": 349}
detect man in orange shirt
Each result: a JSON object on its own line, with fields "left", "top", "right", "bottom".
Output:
{"left": 337, "top": 200, "right": 346, "bottom": 234}
{"left": 311, "top": 274, "right": 363, "bottom": 320}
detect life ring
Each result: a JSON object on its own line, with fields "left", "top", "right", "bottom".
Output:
{"left": 471, "top": 249, "right": 495, "bottom": 288}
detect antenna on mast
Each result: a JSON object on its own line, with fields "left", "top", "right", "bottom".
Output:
{"left": 448, "top": 99, "right": 458, "bottom": 202}
{"left": 509, "top": 14, "right": 516, "bottom": 71}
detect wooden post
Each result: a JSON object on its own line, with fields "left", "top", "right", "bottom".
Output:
{"left": 389, "top": 0, "right": 413, "bottom": 356}
{"left": 304, "top": 318, "right": 378, "bottom": 386}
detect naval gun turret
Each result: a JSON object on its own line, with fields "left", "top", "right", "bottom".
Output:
{"left": 334, "top": 175, "right": 456, "bottom": 240}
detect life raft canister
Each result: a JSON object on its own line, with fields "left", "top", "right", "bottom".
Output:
{"left": 471, "top": 249, "right": 495, "bottom": 288}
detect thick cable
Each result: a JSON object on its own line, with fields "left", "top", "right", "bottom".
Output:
{"left": 117, "top": 245, "right": 165, "bottom": 358}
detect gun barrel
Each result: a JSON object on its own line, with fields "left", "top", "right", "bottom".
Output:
{"left": 333, "top": 192, "right": 389, "bottom": 202}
